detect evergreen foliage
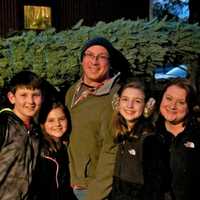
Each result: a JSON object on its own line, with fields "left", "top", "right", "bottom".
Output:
{"left": 0, "top": 18, "right": 200, "bottom": 90}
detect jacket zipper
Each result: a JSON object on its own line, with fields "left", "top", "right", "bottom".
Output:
{"left": 43, "top": 155, "right": 59, "bottom": 188}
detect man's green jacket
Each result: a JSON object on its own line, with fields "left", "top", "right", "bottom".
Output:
{"left": 65, "top": 74, "right": 120, "bottom": 200}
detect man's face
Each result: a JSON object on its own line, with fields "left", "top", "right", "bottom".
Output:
{"left": 81, "top": 45, "right": 110, "bottom": 86}
{"left": 8, "top": 87, "right": 42, "bottom": 124}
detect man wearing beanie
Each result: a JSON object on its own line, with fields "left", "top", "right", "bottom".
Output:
{"left": 65, "top": 37, "right": 121, "bottom": 200}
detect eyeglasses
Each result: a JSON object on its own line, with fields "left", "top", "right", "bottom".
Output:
{"left": 83, "top": 52, "right": 109, "bottom": 62}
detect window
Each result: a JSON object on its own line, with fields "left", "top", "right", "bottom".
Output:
{"left": 24, "top": 5, "right": 52, "bottom": 30}
{"left": 154, "top": 64, "right": 189, "bottom": 80}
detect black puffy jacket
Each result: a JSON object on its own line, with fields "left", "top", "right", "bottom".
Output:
{"left": 0, "top": 109, "right": 41, "bottom": 200}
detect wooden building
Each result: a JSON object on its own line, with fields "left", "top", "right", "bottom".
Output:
{"left": 0, "top": 0, "right": 149, "bottom": 37}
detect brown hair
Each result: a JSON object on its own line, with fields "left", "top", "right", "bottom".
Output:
{"left": 8, "top": 70, "right": 42, "bottom": 94}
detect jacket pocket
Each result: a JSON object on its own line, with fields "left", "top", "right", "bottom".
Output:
{"left": 84, "top": 156, "right": 92, "bottom": 178}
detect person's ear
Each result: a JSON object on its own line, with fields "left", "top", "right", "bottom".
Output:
{"left": 7, "top": 91, "right": 15, "bottom": 104}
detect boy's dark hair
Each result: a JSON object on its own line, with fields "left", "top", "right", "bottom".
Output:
{"left": 8, "top": 70, "right": 42, "bottom": 94}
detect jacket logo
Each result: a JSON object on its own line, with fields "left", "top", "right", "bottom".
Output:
{"left": 184, "top": 141, "right": 195, "bottom": 148}
{"left": 128, "top": 149, "right": 136, "bottom": 156}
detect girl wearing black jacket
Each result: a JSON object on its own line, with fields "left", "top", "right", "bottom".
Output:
{"left": 32, "top": 100, "right": 75, "bottom": 200}
{"left": 108, "top": 79, "right": 156, "bottom": 200}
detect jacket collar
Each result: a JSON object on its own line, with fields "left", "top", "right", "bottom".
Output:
{"left": 75, "top": 72, "right": 120, "bottom": 96}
